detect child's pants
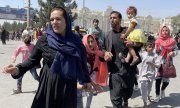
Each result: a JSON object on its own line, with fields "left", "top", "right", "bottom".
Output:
{"left": 139, "top": 80, "right": 153, "bottom": 102}
{"left": 77, "top": 90, "right": 83, "bottom": 108}
{"left": 17, "top": 67, "right": 39, "bottom": 88}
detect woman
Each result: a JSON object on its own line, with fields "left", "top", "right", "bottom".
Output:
{"left": 2, "top": 7, "right": 91, "bottom": 108}
{"left": 154, "top": 26, "right": 178, "bottom": 102}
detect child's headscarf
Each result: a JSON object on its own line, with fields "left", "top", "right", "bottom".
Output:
{"left": 155, "top": 26, "right": 176, "bottom": 58}
{"left": 82, "top": 35, "right": 104, "bottom": 71}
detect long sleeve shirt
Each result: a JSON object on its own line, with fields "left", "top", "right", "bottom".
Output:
{"left": 12, "top": 44, "right": 35, "bottom": 62}
{"left": 139, "top": 52, "right": 161, "bottom": 81}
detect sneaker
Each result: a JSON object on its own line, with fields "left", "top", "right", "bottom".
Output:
{"left": 161, "top": 90, "right": 165, "bottom": 99}
{"left": 143, "top": 104, "right": 147, "bottom": 108}
{"left": 134, "top": 85, "right": 139, "bottom": 91}
{"left": 148, "top": 96, "right": 151, "bottom": 102}
{"left": 12, "top": 89, "right": 22, "bottom": 94}
{"left": 123, "top": 102, "right": 128, "bottom": 108}
{"left": 154, "top": 95, "right": 160, "bottom": 103}
{"left": 143, "top": 101, "right": 147, "bottom": 108}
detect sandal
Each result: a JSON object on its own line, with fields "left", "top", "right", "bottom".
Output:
{"left": 118, "top": 53, "right": 125, "bottom": 63}
{"left": 130, "top": 57, "right": 140, "bottom": 66}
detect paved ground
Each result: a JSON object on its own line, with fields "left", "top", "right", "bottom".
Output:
{"left": 0, "top": 40, "right": 180, "bottom": 108}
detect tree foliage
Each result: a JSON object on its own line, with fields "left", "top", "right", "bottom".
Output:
{"left": 2, "top": 21, "right": 26, "bottom": 31}
{"left": 171, "top": 14, "right": 180, "bottom": 34}
{"left": 37, "top": 0, "right": 78, "bottom": 27}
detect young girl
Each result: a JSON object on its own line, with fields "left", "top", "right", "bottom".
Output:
{"left": 82, "top": 34, "right": 105, "bottom": 108}
{"left": 139, "top": 41, "right": 161, "bottom": 107}
{"left": 12, "top": 34, "right": 40, "bottom": 94}
{"left": 120, "top": 6, "right": 147, "bottom": 66}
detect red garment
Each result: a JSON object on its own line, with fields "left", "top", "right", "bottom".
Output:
{"left": 96, "top": 62, "right": 108, "bottom": 86}
{"left": 82, "top": 35, "right": 108, "bottom": 86}
{"left": 37, "top": 30, "right": 43, "bottom": 39}
{"left": 155, "top": 26, "right": 176, "bottom": 58}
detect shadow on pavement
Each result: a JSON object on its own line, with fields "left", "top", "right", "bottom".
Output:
{"left": 159, "top": 93, "right": 180, "bottom": 107}
{"left": 131, "top": 89, "right": 141, "bottom": 99}
{"left": 102, "top": 86, "right": 109, "bottom": 92}
{"left": 11, "top": 90, "right": 37, "bottom": 95}
{"left": 103, "top": 106, "right": 113, "bottom": 108}
{"left": 22, "top": 90, "right": 37, "bottom": 94}
{"left": 146, "top": 93, "right": 180, "bottom": 108}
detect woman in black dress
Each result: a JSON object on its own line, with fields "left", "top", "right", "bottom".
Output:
{"left": 2, "top": 7, "right": 91, "bottom": 108}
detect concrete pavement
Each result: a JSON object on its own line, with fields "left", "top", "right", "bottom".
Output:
{"left": 0, "top": 40, "right": 180, "bottom": 108}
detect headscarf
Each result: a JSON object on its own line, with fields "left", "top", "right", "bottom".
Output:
{"left": 46, "top": 7, "right": 90, "bottom": 84}
{"left": 155, "top": 26, "right": 176, "bottom": 58}
{"left": 82, "top": 35, "right": 104, "bottom": 71}
{"left": 83, "top": 35, "right": 109, "bottom": 86}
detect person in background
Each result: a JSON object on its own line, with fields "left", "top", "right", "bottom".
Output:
{"left": 22, "top": 27, "right": 30, "bottom": 39}
{"left": 88, "top": 19, "right": 104, "bottom": 46}
{"left": 2, "top": 7, "right": 96, "bottom": 108}
{"left": 154, "top": 25, "right": 178, "bottom": 103}
{"left": 12, "top": 34, "right": 40, "bottom": 94}
{"left": 1, "top": 27, "right": 7, "bottom": 45}
{"left": 36, "top": 27, "right": 43, "bottom": 39}
{"left": 29, "top": 27, "right": 34, "bottom": 41}
{"left": 33, "top": 28, "right": 37, "bottom": 41}
{"left": 74, "top": 25, "right": 83, "bottom": 39}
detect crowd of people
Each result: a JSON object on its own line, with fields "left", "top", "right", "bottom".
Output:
{"left": 0, "top": 26, "right": 45, "bottom": 44}
{"left": 1, "top": 6, "right": 179, "bottom": 108}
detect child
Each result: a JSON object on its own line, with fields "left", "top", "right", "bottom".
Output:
{"left": 139, "top": 41, "right": 161, "bottom": 108}
{"left": 12, "top": 34, "right": 40, "bottom": 94}
{"left": 82, "top": 34, "right": 104, "bottom": 108}
{"left": 120, "top": 6, "right": 147, "bottom": 66}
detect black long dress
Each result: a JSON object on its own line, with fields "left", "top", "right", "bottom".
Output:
{"left": 12, "top": 36, "right": 87, "bottom": 108}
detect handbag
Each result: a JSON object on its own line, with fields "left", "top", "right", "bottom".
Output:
{"left": 158, "top": 61, "right": 176, "bottom": 78}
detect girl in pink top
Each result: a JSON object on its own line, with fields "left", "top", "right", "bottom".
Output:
{"left": 12, "top": 35, "right": 40, "bottom": 94}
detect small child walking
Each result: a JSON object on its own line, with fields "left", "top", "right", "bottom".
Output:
{"left": 120, "top": 6, "right": 147, "bottom": 66}
{"left": 12, "top": 34, "right": 40, "bottom": 94}
{"left": 139, "top": 41, "right": 161, "bottom": 108}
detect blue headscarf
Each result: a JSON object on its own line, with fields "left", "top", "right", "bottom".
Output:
{"left": 46, "top": 7, "right": 90, "bottom": 83}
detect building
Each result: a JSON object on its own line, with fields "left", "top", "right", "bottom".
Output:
{"left": 72, "top": 7, "right": 176, "bottom": 34}
{"left": 72, "top": 6, "right": 113, "bottom": 33}
{"left": 0, "top": 5, "right": 34, "bottom": 22}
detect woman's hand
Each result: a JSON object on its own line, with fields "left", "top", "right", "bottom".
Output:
{"left": 77, "top": 82, "right": 93, "bottom": 91}
{"left": 168, "top": 51, "right": 174, "bottom": 57}
{"left": 2, "top": 64, "right": 18, "bottom": 75}
{"left": 90, "top": 81, "right": 103, "bottom": 93}
{"left": 104, "top": 51, "right": 113, "bottom": 61}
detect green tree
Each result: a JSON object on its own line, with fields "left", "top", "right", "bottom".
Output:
{"left": 12, "top": 21, "right": 18, "bottom": 31}
{"left": 2, "top": 22, "right": 11, "bottom": 31}
{"left": 171, "top": 14, "right": 180, "bottom": 34}
{"left": 37, "top": 0, "right": 78, "bottom": 27}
